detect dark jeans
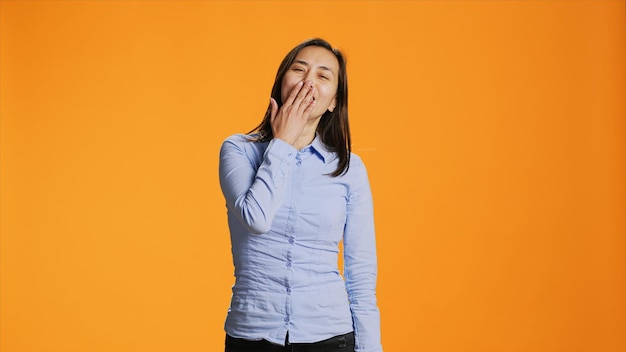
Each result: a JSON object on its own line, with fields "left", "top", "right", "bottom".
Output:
{"left": 225, "top": 332, "right": 355, "bottom": 352}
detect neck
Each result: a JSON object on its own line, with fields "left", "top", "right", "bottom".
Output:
{"left": 293, "top": 117, "right": 321, "bottom": 150}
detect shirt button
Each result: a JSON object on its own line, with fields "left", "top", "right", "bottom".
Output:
{"left": 286, "top": 287, "right": 291, "bottom": 293}
{"left": 284, "top": 316, "right": 289, "bottom": 322}
{"left": 288, "top": 238, "right": 294, "bottom": 244}
{"left": 286, "top": 261, "right": 292, "bottom": 267}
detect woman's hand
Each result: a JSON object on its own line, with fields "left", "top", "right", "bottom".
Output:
{"left": 270, "top": 80, "right": 316, "bottom": 146}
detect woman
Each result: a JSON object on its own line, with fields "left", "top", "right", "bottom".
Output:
{"left": 219, "top": 38, "right": 382, "bottom": 352}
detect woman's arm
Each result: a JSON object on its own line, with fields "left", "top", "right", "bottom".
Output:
{"left": 219, "top": 135, "right": 297, "bottom": 234}
{"left": 343, "top": 156, "right": 382, "bottom": 352}
{"left": 219, "top": 81, "right": 318, "bottom": 234}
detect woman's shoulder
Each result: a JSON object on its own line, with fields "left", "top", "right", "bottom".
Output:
{"left": 222, "top": 133, "right": 267, "bottom": 148}
{"left": 338, "top": 152, "right": 368, "bottom": 181}
{"left": 348, "top": 152, "right": 367, "bottom": 170}
{"left": 220, "top": 133, "right": 270, "bottom": 162}
{"left": 223, "top": 133, "right": 255, "bottom": 144}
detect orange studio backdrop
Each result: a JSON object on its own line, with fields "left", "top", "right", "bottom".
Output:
{"left": 1, "top": 1, "right": 624, "bottom": 351}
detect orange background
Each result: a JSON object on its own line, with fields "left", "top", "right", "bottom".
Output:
{"left": 1, "top": 1, "right": 625, "bottom": 351}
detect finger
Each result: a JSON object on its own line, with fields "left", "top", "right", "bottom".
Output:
{"left": 293, "top": 80, "right": 313, "bottom": 106}
{"left": 302, "top": 95, "right": 317, "bottom": 116}
{"left": 297, "top": 85, "right": 316, "bottom": 113}
{"left": 284, "top": 80, "right": 304, "bottom": 107}
{"left": 269, "top": 98, "right": 278, "bottom": 122}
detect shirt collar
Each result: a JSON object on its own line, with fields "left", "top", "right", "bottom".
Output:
{"left": 309, "top": 135, "right": 333, "bottom": 164}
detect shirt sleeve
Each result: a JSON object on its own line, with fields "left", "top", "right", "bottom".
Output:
{"left": 343, "top": 156, "right": 383, "bottom": 352}
{"left": 219, "top": 135, "right": 297, "bottom": 234}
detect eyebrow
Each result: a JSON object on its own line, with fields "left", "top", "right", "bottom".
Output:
{"left": 293, "top": 60, "right": 335, "bottom": 75}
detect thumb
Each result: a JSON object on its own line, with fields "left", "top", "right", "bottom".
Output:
{"left": 269, "top": 98, "right": 278, "bottom": 121}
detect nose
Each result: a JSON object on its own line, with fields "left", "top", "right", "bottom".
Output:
{"left": 304, "top": 71, "right": 317, "bottom": 85}
{"left": 300, "top": 77, "right": 316, "bottom": 98}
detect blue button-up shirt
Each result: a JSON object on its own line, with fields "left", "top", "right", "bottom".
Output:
{"left": 219, "top": 134, "right": 382, "bottom": 352}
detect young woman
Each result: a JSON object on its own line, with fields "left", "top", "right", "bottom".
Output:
{"left": 219, "top": 38, "right": 382, "bottom": 352}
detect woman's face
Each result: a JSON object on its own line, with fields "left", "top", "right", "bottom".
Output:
{"left": 280, "top": 45, "right": 339, "bottom": 119}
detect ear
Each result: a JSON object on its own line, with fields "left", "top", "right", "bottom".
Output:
{"left": 328, "top": 97, "right": 337, "bottom": 112}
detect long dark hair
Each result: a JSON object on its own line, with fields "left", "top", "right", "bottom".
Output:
{"left": 248, "top": 38, "right": 350, "bottom": 177}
